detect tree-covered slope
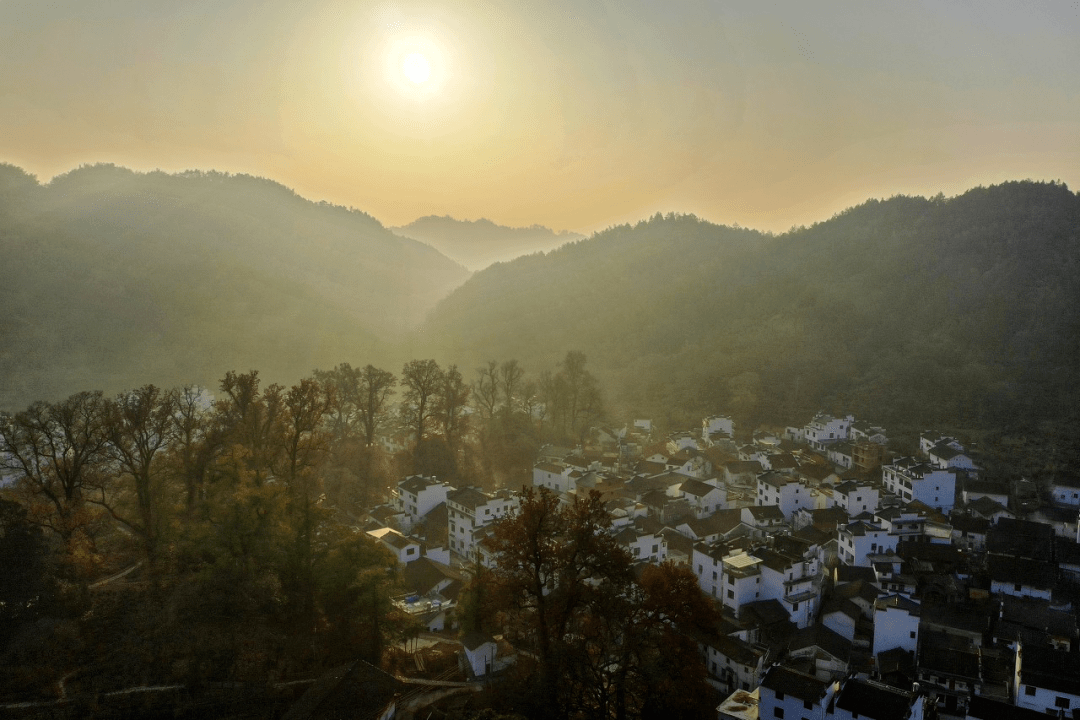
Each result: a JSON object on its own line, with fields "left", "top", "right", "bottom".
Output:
{"left": 0, "top": 163, "right": 470, "bottom": 409}
{"left": 421, "top": 182, "right": 1080, "bottom": 435}
{"left": 391, "top": 215, "right": 584, "bottom": 271}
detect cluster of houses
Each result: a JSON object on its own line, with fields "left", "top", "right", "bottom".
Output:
{"left": 361, "top": 410, "right": 1080, "bottom": 719}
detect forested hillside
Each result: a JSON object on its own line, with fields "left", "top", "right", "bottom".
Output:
{"left": 0, "top": 164, "right": 470, "bottom": 410}
{"left": 423, "top": 181, "right": 1080, "bottom": 437}
{"left": 392, "top": 215, "right": 584, "bottom": 270}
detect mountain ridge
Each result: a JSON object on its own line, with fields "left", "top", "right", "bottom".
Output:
{"left": 391, "top": 214, "right": 584, "bottom": 271}
{"left": 0, "top": 162, "right": 470, "bottom": 409}
{"left": 421, "top": 181, "right": 1080, "bottom": 437}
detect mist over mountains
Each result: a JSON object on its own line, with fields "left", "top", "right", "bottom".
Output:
{"left": 391, "top": 215, "right": 584, "bottom": 271}
{"left": 2, "top": 162, "right": 1078, "bottom": 441}
{"left": 0, "top": 163, "right": 469, "bottom": 409}
{"left": 423, "top": 181, "right": 1080, "bottom": 436}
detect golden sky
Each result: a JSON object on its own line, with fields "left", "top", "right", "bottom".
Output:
{"left": 1, "top": 0, "right": 1078, "bottom": 234}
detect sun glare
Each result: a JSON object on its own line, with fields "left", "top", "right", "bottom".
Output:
{"left": 402, "top": 52, "right": 431, "bottom": 84}
{"left": 380, "top": 30, "right": 449, "bottom": 102}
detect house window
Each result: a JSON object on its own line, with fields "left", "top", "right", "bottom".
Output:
{"left": 406, "top": 548, "right": 415, "bottom": 556}
{"left": 1026, "top": 686, "right": 1037, "bottom": 696}
{"left": 712, "top": 571, "right": 718, "bottom": 580}
{"left": 774, "top": 709, "right": 784, "bottom": 719}
{"left": 728, "top": 575, "right": 734, "bottom": 585}
{"left": 652, "top": 544, "right": 659, "bottom": 553}
{"left": 792, "top": 602, "right": 799, "bottom": 610}
{"left": 1055, "top": 697, "right": 1070, "bottom": 709}
{"left": 727, "top": 590, "right": 734, "bottom": 599}
{"left": 698, "top": 565, "right": 703, "bottom": 574}
{"left": 1015, "top": 584, "right": 1023, "bottom": 592}
{"left": 804, "top": 699, "right": 813, "bottom": 710}
{"left": 775, "top": 691, "right": 785, "bottom": 701}
{"left": 910, "top": 631, "right": 916, "bottom": 639}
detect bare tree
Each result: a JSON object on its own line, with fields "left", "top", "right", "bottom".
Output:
{"left": 438, "top": 364, "right": 471, "bottom": 450}
{"left": 474, "top": 360, "right": 500, "bottom": 425}
{"left": 96, "top": 385, "right": 177, "bottom": 561}
{"left": 357, "top": 365, "right": 396, "bottom": 448}
{"left": 0, "top": 391, "right": 108, "bottom": 542}
{"left": 401, "top": 359, "right": 443, "bottom": 446}
{"left": 499, "top": 359, "right": 525, "bottom": 424}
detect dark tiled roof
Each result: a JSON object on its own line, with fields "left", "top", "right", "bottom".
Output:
{"left": 759, "top": 665, "right": 829, "bottom": 702}
{"left": 1018, "top": 644, "right": 1080, "bottom": 696}
{"left": 834, "top": 679, "right": 913, "bottom": 720}
{"left": 788, "top": 623, "right": 852, "bottom": 661}
{"left": 988, "top": 555, "right": 1056, "bottom": 590}
{"left": 401, "top": 557, "right": 462, "bottom": 596}
{"left": 986, "top": 518, "right": 1054, "bottom": 561}
{"left": 399, "top": 474, "right": 440, "bottom": 495}
{"left": 745, "top": 505, "right": 784, "bottom": 521}
{"left": 967, "top": 695, "right": 1048, "bottom": 720}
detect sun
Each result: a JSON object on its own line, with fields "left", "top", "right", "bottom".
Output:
{"left": 402, "top": 52, "right": 431, "bottom": 84}
{"left": 380, "top": 31, "right": 449, "bottom": 101}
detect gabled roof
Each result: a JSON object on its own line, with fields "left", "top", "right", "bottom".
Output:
{"left": 988, "top": 555, "right": 1056, "bottom": 590}
{"left": 788, "top": 623, "right": 853, "bottom": 661}
{"left": 398, "top": 474, "right": 443, "bottom": 495}
{"left": 682, "top": 509, "right": 744, "bottom": 538}
{"left": 986, "top": 517, "right": 1055, "bottom": 561}
{"left": 967, "top": 496, "right": 1009, "bottom": 518}
{"left": 401, "top": 557, "right": 463, "bottom": 596}
{"left": 745, "top": 505, "right": 784, "bottom": 521}
{"left": 834, "top": 678, "right": 914, "bottom": 720}
{"left": 681, "top": 478, "right": 720, "bottom": 497}
{"left": 461, "top": 631, "right": 496, "bottom": 651}
{"left": 874, "top": 594, "right": 920, "bottom": 614}
{"left": 759, "top": 665, "right": 829, "bottom": 702}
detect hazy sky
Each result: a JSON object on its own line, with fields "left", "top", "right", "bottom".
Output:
{"left": 1, "top": 0, "right": 1078, "bottom": 233}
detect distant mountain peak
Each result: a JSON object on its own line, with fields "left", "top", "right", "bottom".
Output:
{"left": 391, "top": 215, "right": 585, "bottom": 270}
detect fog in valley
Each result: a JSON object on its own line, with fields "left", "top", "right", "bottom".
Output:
{"left": 1, "top": 2, "right": 1079, "bottom": 719}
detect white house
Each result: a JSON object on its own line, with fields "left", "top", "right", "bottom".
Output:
{"left": 849, "top": 421, "right": 888, "bottom": 446}
{"left": 755, "top": 547, "right": 820, "bottom": 628}
{"left": 1014, "top": 642, "right": 1080, "bottom": 716}
{"left": 613, "top": 518, "right": 667, "bottom": 564}
{"left": 802, "top": 412, "right": 854, "bottom": 450}
{"left": 882, "top": 457, "right": 957, "bottom": 513}
{"left": 872, "top": 594, "right": 920, "bottom": 657}
{"left": 837, "top": 520, "right": 893, "bottom": 567}
{"left": 928, "top": 442, "right": 978, "bottom": 473}
{"left": 700, "top": 631, "right": 766, "bottom": 694}
{"left": 532, "top": 461, "right": 578, "bottom": 496}
{"left": 703, "top": 415, "right": 735, "bottom": 444}
{"left": 693, "top": 541, "right": 731, "bottom": 601}
{"left": 756, "top": 665, "right": 837, "bottom": 720}
{"left": 833, "top": 480, "right": 879, "bottom": 516}
{"left": 461, "top": 632, "right": 498, "bottom": 677}
{"left": 367, "top": 527, "right": 423, "bottom": 565}
{"left": 1050, "top": 477, "right": 1080, "bottom": 509}
{"left": 919, "top": 432, "right": 962, "bottom": 456}
{"left": 681, "top": 477, "right": 727, "bottom": 518}
{"left": 395, "top": 475, "right": 451, "bottom": 533}
{"left": 756, "top": 473, "right": 814, "bottom": 519}
{"left": 721, "top": 552, "right": 764, "bottom": 617}
{"left": 832, "top": 678, "right": 923, "bottom": 720}
{"left": 447, "top": 487, "right": 519, "bottom": 559}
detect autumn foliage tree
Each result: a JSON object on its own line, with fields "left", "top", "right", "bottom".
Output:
{"left": 484, "top": 487, "right": 719, "bottom": 720}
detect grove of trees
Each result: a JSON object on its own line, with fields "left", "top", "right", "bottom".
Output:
{"left": 0, "top": 351, "right": 602, "bottom": 704}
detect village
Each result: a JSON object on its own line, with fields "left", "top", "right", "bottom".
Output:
{"left": 359, "top": 411, "right": 1080, "bottom": 720}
